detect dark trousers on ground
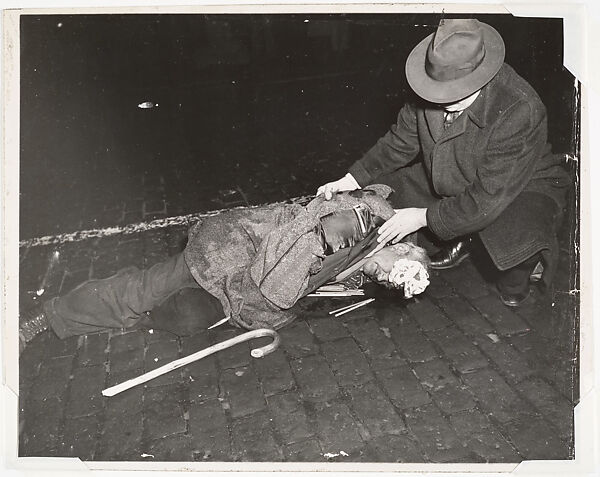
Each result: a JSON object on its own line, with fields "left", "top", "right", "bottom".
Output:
{"left": 44, "top": 253, "right": 225, "bottom": 339}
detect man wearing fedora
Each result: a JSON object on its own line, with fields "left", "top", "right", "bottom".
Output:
{"left": 317, "top": 18, "right": 570, "bottom": 307}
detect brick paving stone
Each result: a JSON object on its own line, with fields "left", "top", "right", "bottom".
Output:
{"left": 437, "top": 295, "right": 494, "bottom": 335}
{"left": 188, "top": 397, "right": 230, "bottom": 461}
{"left": 28, "top": 355, "right": 73, "bottom": 403}
{"left": 181, "top": 333, "right": 218, "bottom": 401}
{"left": 515, "top": 378, "right": 574, "bottom": 440}
{"left": 312, "top": 401, "right": 365, "bottom": 455}
{"left": 144, "top": 339, "right": 181, "bottom": 388}
{"left": 183, "top": 359, "right": 219, "bottom": 402}
{"left": 348, "top": 382, "right": 406, "bottom": 437}
{"left": 321, "top": 337, "right": 373, "bottom": 387}
{"left": 219, "top": 366, "right": 266, "bottom": 418}
{"left": 508, "top": 330, "right": 553, "bottom": 358}
{"left": 146, "top": 433, "right": 194, "bottom": 461}
{"left": 423, "top": 272, "right": 454, "bottom": 299}
{"left": 337, "top": 304, "right": 378, "bottom": 324}
{"left": 307, "top": 316, "right": 349, "bottom": 342}
{"left": 77, "top": 332, "right": 109, "bottom": 366}
{"left": 412, "top": 358, "right": 459, "bottom": 391}
{"left": 406, "top": 298, "right": 451, "bottom": 331}
{"left": 144, "top": 328, "right": 178, "bottom": 344}
{"left": 109, "top": 330, "right": 145, "bottom": 353}
{"left": 345, "top": 319, "right": 399, "bottom": 370}
{"left": 426, "top": 327, "right": 488, "bottom": 373}
{"left": 475, "top": 337, "right": 534, "bottom": 384}
{"left": 267, "top": 391, "right": 313, "bottom": 445}
{"left": 109, "top": 347, "right": 145, "bottom": 375}
{"left": 108, "top": 330, "right": 145, "bottom": 374}
{"left": 255, "top": 348, "right": 295, "bottom": 396}
{"left": 35, "top": 330, "right": 79, "bottom": 359}
{"left": 502, "top": 416, "right": 570, "bottom": 460}
{"left": 211, "top": 328, "right": 252, "bottom": 369}
{"left": 279, "top": 320, "right": 319, "bottom": 358}
{"left": 97, "top": 411, "right": 143, "bottom": 460}
{"left": 66, "top": 365, "right": 106, "bottom": 418}
{"left": 440, "top": 261, "right": 490, "bottom": 300}
{"left": 404, "top": 403, "right": 469, "bottom": 463}
{"left": 514, "top": 298, "right": 559, "bottom": 339}
{"left": 539, "top": 363, "right": 576, "bottom": 403}
{"left": 431, "top": 383, "right": 477, "bottom": 414}
{"left": 449, "top": 411, "right": 520, "bottom": 462}
{"left": 388, "top": 322, "right": 439, "bottom": 363}
{"left": 284, "top": 439, "right": 323, "bottom": 461}
{"left": 369, "top": 434, "right": 424, "bottom": 463}
{"left": 59, "top": 415, "right": 99, "bottom": 460}
{"left": 231, "top": 411, "right": 282, "bottom": 461}
{"left": 461, "top": 368, "right": 534, "bottom": 424}
{"left": 143, "top": 385, "right": 187, "bottom": 439}
{"left": 375, "top": 365, "right": 431, "bottom": 409}
{"left": 291, "top": 355, "right": 339, "bottom": 402}
{"left": 104, "top": 379, "right": 144, "bottom": 419}
{"left": 20, "top": 396, "right": 63, "bottom": 456}
{"left": 470, "top": 295, "right": 530, "bottom": 337}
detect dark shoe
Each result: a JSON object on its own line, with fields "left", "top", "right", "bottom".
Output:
{"left": 19, "top": 304, "right": 50, "bottom": 354}
{"left": 430, "top": 238, "right": 471, "bottom": 270}
{"left": 497, "top": 285, "right": 532, "bottom": 307}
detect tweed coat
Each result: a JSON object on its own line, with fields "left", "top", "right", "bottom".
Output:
{"left": 183, "top": 186, "right": 395, "bottom": 330}
{"left": 349, "top": 63, "right": 570, "bottom": 276}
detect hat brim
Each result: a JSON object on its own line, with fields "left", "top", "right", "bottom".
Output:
{"left": 405, "top": 22, "right": 505, "bottom": 104}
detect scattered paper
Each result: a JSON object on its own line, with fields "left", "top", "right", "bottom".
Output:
{"left": 486, "top": 333, "right": 500, "bottom": 343}
{"left": 141, "top": 453, "right": 154, "bottom": 458}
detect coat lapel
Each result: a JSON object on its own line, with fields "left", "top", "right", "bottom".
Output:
{"left": 424, "top": 107, "right": 444, "bottom": 142}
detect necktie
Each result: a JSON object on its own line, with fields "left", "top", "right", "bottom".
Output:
{"left": 444, "top": 111, "right": 462, "bottom": 129}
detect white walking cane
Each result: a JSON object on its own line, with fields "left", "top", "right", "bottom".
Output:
{"left": 102, "top": 328, "right": 280, "bottom": 397}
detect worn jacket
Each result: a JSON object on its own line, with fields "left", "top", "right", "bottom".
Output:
{"left": 349, "top": 63, "right": 569, "bottom": 242}
{"left": 183, "top": 186, "right": 395, "bottom": 330}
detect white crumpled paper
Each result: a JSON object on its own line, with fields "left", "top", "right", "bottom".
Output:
{"left": 388, "top": 258, "right": 430, "bottom": 298}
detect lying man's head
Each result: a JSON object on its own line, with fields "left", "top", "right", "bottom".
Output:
{"left": 362, "top": 242, "right": 431, "bottom": 297}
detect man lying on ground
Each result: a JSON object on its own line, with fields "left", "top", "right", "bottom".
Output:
{"left": 19, "top": 185, "right": 430, "bottom": 351}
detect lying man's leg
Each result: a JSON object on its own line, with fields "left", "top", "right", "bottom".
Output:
{"left": 21, "top": 252, "right": 199, "bottom": 346}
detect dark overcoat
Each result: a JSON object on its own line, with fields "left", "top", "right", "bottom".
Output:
{"left": 348, "top": 63, "right": 570, "bottom": 281}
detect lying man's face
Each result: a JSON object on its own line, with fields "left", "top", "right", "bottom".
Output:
{"left": 362, "top": 242, "right": 430, "bottom": 290}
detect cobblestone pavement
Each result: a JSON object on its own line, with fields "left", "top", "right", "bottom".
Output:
{"left": 18, "top": 195, "right": 578, "bottom": 463}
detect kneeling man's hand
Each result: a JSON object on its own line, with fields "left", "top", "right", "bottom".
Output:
{"left": 316, "top": 173, "right": 360, "bottom": 200}
{"left": 377, "top": 208, "right": 427, "bottom": 245}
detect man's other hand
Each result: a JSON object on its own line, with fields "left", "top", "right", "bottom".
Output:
{"left": 377, "top": 208, "right": 428, "bottom": 245}
{"left": 316, "top": 173, "right": 360, "bottom": 200}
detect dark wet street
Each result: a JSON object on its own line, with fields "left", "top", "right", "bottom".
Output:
{"left": 20, "top": 13, "right": 576, "bottom": 240}
{"left": 17, "top": 13, "right": 580, "bottom": 465}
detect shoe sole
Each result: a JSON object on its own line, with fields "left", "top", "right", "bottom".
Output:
{"left": 430, "top": 252, "right": 470, "bottom": 270}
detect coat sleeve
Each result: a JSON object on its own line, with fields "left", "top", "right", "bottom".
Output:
{"left": 426, "top": 100, "right": 549, "bottom": 240}
{"left": 348, "top": 102, "right": 420, "bottom": 186}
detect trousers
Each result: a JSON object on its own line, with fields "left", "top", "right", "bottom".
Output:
{"left": 44, "top": 252, "right": 225, "bottom": 339}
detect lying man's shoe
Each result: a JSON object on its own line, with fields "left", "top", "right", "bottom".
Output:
{"left": 497, "top": 284, "right": 532, "bottom": 307}
{"left": 430, "top": 238, "right": 471, "bottom": 270}
{"left": 19, "top": 304, "right": 50, "bottom": 354}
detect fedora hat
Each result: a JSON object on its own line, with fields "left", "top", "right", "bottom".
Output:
{"left": 405, "top": 19, "right": 505, "bottom": 103}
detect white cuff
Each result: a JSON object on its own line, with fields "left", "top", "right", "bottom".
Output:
{"left": 343, "top": 173, "right": 361, "bottom": 190}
